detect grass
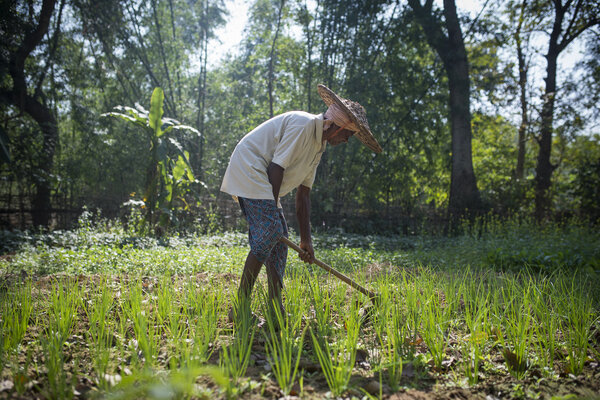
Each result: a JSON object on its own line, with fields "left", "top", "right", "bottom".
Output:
{"left": 0, "top": 219, "right": 599, "bottom": 399}
{"left": 261, "top": 292, "right": 305, "bottom": 396}
{"left": 310, "top": 292, "right": 362, "bottom": 397}
{"left": 220, "top": 295, "right": 255, "bottom": 398}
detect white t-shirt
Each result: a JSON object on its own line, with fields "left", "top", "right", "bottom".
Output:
{"left": 220, "top": 111, "right": 326, "bottom": 202}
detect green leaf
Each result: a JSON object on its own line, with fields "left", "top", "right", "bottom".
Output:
{"left": 165, "top": 183, "right": 173, "bottom": 202}
{"left": 173, "top": 156, "right": 186, "bottom": 181}
{"left": 184, "top": 151, "right": 195, "bottom": 181}
{"left": 167, "top": 138, "right": 194, "bottom": 179}
{"left": 101, "top": 112, "right": 147, "bottom": 129}
{"left": 149, "top": 87, "right": 165, "bottom": 137}
{"left": 162, "top": 124, "right": 201, "bottom": 137}
{"left": 157, "top": 139, "right": 168, "bottom": 164}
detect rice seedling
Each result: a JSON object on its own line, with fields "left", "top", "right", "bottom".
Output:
{"left": 261, "top": 293, "right": 306, "bottom": 396}
{"left": 156, "top": 275, "right": 185, "bottom": 341}
{"left": 283, "top": 269, "right": 309, "bottom": 326}
{"left": 0, "top": 279, "right": 33, "bottom": 367}
{"left": 48, "top": 278, "right": 81, "bottom": 343}
{"left": 309, "top": 291, "right": 361, "bottom": 397}
{"left": 529, "top": 274, "right": 559, "bottom": 374}
{"left": 154, "top": 275, "right": 188, "bottom": 370}
{"left": 181, "top": 279, "right": 221, "bottom": 367}
{"left": 380, "top": 302, "right": 405, "bottom": 391}
{"left": 307, "top": 273, "right": 333, "bottom": 338}
{"left": 371, "top": 276, "right": 405, "bottom": 391}
{"left": 122, "top": 277, "right": 160, "bottom": 367}
{"left": 1, "top": 226, "right": 599, "bottom": 399}
{"left": 461, "top": 276, "right": 489, "bottom": 384}
{"left": 103, "top": 365, "right": 226, "bottom": 400}
{"left": 84, "top": 276, "right": 115, "bottom": 388}
{"left": 400, "top": 268, "right": 422, "bottom": 359}
{"left": 421, "top": 283, "right": 450, "bottom": 370}
{"left": 559, "top": 276, "right": 595, "bottom": 375}
{"left": 501, "top": 276, "right": 533, "bottom": 379}
{"left": 219, "top": 295, "right": 255, "bottom": 398}
{"left": 43, "top": 278, "right": 81, "bottom": 399}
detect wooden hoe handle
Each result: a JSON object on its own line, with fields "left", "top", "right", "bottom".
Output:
{"left": 279, "top": 236, "right": 379, "bottom": 304}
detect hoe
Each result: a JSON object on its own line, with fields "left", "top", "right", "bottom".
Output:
{"left": 280, "top": 236, "right": 381, "bottom": 307}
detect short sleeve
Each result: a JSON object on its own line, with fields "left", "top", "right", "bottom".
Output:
{"left": 271, "top": 121, "right": 310, "bottom": 169}
{"left": 301, "top": 165, "right": 318, "bottom": 188}
{"left": 301, "top": 151, "right": 323, "bottom": 188}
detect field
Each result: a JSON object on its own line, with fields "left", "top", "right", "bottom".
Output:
{"left": 1, "top": 219, "right": 599, "bottom": 399}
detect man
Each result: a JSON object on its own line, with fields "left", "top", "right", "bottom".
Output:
{"left": 220, "top": 84, "right": 382, "bottom": 319}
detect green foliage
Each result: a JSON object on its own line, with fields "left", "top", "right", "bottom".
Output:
{"left": 0, "top": 225, "right": 599, "bottom": 398}
{"left": 103, "top": 87, "right": 200, "bottom": 232}
{"left": 309, "top": 296, "right": 361, "bottom": 397}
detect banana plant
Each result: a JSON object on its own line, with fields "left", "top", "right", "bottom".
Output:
{"left": 103, "top": 87, "right": 201, "bottom": 232}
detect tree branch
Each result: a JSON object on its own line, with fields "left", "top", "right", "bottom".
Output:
{"left": 35, "top": 0, "right": 65, "bottom": 97}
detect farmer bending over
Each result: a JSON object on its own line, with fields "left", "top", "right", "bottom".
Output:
{"left": 220, "top": 84, "right": 382, "bottom": 320}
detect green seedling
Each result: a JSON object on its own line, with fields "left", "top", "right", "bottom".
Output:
{"left": 182, "top": 280, "right": 220, "bottom": 367}
{"left": 501, "top": 276, "right": 533, "bottom": 379}
{"left": 309, "top": 292, "right": 361, "bottom": 397}
{"left": 84, "top": 276, "right": 115, "bottom": 389}
{"left": 461, "top": 277, "right": 489, "bottom": 385}
{"left": 560, "top": 276, "right": 595, "bottom": 375}
{"left": 122, "top": 278, "right": 159, "bottom": 367}
{"left": 421, "top": 288, "right": 450, "bottom": 370}
{"left": 43, "top": 278, "right": 81, "bottom": 400}
{"left": 261, "top": 294, "right": 306, "bottom": 396}
{"left": 0, "top": 279, "right": 33, "bottom": 372}
{"left": 220, "top": 295, "right": 255, "bottom": 398}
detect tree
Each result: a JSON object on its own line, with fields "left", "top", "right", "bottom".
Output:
{"left": 0, "top": 0, "right": 60, "bottom": 227}
{"left": 407, "top": 0, "right": 482, "bottom": 218}
{"left": 533, "top": 0, "right": 600, "bottom": 221}
{"left": 508, "top": 0, "right": 533, "bottom": 181}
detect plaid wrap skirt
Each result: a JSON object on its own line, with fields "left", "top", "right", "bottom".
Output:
{"left": 238, "top": 197, "right": 288, "bottom": 284}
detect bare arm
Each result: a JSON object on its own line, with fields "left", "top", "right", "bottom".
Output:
{"left": 267, "top": 162, "right": 284, "bottom": 201}
{"left": 296, "top": 184, "right": 314, "bottom": 263}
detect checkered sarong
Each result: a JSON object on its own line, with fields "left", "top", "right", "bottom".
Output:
{"left": 238, "top": 197, "right": 288, "bottom": 284}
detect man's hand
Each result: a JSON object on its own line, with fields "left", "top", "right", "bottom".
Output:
{"left": 298, "top": 239, "right": 315, "bottom": 264}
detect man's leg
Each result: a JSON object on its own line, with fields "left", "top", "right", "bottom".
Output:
{"left": 238, "top": 251, "right": 262, "bottom": 299}
{"left": 231, "top": 197, "right": 284, "bottom": 322}
{"left": 264, "top": 209, "right": 288, "bottom": 320}
{"left": 265, "top": 261, "right": 285, "bottom": 318}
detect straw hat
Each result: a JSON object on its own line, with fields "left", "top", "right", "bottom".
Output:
{"left": 317, "top": 84, "right": 382, "bottom": 153}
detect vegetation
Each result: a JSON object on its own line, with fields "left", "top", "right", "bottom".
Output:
{"left": 0, "top": 219, "right": 599, "bottom": 399}
{"left": 1, "top": 1, "right": 599, "bottom": 398}
{"left": 1, "top": 0, "right": 599, "bottom": 231}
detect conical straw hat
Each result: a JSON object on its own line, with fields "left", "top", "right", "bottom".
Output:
{"left": 317, "top": 84, "right": 382, "bottom": 153}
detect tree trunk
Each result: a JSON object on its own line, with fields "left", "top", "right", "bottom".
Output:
{"left": 268, "top": 0, "right": 285, "bottom": 118}
{"left": 195, "top": 0, "right": 209, "bottom": 181}
{"left": 1, "top": 0, "right": 58, "bottom": 227}
{"left": 533, "top": 0, "right": 599, "bottom": 221}
{"left": 408, "top": 0, "right": 481, "bottom": 217}
{"left": 514, "top": 0, "right": 528, "bottom": 181}
{"left": 535, "top": 45, "right": 558, "bottom": 221}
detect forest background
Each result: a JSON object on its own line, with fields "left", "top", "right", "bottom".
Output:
{"left": 1, "top": 0, "right": 599, "bottom": 235}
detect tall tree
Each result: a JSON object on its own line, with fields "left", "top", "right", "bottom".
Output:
{"left": 511, "top": 0, "right": 532, "bottom": 181}
{"left": 534, "top": 0, "right": 599, "bottom": 220}
{"left": 407, "top": 0, "right": 482, "bottom": 217}
{"left": 268, "top": 0, "right": 285, "bottom": 118}
{"left": 0, "top": 0, "right": 60, "bottom": 227}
